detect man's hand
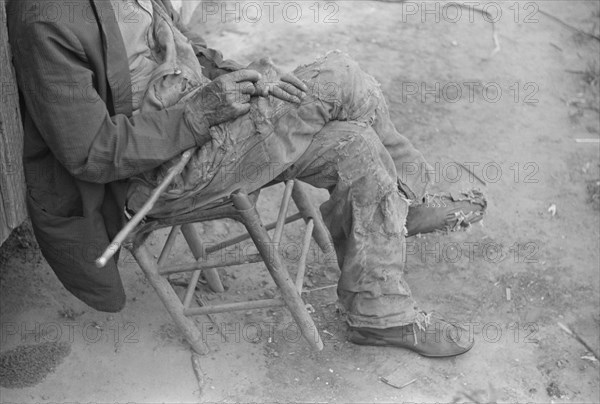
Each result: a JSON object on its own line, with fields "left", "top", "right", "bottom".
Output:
{"left": 184, "top": 70, "right": 262, "bottom": 137}
{"left": 255, "top": 73, "right": 308, "bottom": 104}
{"left": 188, "top": 69, "right": 261, "bottom": 125}
{"left": 249, "top": 58, "right": 308, "bottom": 104}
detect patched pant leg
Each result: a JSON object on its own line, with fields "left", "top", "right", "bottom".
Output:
{"left": 282, "top": 121, "right": 419, "bottom": 328}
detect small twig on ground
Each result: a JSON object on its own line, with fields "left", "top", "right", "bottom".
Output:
{"left": 575, "top": 139, "right": 600, "bottom": 143}
{"left": 550, "top": 42, "right": 563, "bottom": 51}
{"left": 379, "top": 377, "right": 417, "bottom": 390}
{"left": 462, "top": 392, "right": 486, "bottom": 403}
{"left": 557, "top": 322, "right": 600, "bottom": 360}
{"left": 539, "top": 9, "right": 600, "bottom": 42}
{"left": 565, "top": 69, "right": 587, "bottom": 75}
{"left": 455, "top": 162, "right": 487, "bottom": 186}
{"left": 489, "top": 25, "right": 501, "bottom": 59}
{"left": 303, "top": 284, "right": 337, "bottom": 293}
{"left": 169, "top": 278, "right": 201, "bottom": 290}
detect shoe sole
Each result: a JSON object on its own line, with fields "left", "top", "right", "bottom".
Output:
{"left": 348, "top": 330, "right": 475, "bottom": 358}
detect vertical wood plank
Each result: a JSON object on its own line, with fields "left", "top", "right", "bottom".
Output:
{"left": 0, "top": 0, "right": 28, "bottom": 245}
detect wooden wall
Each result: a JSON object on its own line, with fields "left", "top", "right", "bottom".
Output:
{"left": 0, "top": 0, "right": 27, "bottom": 246}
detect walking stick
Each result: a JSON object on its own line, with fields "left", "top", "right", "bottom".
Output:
{"left": 95, "top": 148, "right": 196, "bottom": 268}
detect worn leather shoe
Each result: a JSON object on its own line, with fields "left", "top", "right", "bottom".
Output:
{"left": 347, "top": 313, "right": 474, "bottom": 357}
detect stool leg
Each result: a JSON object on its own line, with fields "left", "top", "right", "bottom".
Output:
{"left": 181, "top": 223, "right": 225, "bottom": 293}
{"left": 292, "top": 182, "right": 334, "bottom": 254}
{"left": 232, "top": 192, "right": 324, "bottom": 351}
{"left": 157, "top": 225, "right": 180, "bottom": 267}
{"left": 131, "top": 244, "right": 209, "bottom": 355}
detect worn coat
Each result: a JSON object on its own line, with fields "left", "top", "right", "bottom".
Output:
{"left": 7, "top": 0, "right": 239, "bottom": 311}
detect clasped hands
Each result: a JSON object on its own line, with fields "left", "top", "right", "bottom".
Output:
{"left": 184, "top": 60, "right": 308, "bottom": 134}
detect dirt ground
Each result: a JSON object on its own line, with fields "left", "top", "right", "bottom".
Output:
{"left": 1, "top": 0, "right": 599, "bottom": 403}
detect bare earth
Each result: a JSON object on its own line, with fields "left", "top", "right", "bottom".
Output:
{"left": 1, "top": 1, "right": 599, "bottom": 403}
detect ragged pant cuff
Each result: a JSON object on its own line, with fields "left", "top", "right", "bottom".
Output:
{"left": 339, "top": 293, "right": 420, "bottom": 329}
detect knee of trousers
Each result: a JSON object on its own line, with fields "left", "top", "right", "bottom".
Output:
{"left": 317, "top": 50, "right": 362, "bottom": 76}
{"left": 332, "top": 126, "right": 399, "bottom": 205}
{"left": 303, "top": 51, "right": 378, "bottom": 105}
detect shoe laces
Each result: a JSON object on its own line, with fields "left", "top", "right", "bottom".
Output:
{"left": 412, "top": 311, "right": 432, "bottom": 346}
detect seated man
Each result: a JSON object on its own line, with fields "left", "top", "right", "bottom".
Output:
{"left": 7, "top": 0, "right": 485, "bottom": 357}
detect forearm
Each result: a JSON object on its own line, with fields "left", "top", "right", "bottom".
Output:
{"left": 65, "top": 106, "right": 208, "bottom": 183}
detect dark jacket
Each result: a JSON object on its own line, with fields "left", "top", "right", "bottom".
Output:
{"left": 6, "top": 0, "right": 238, "bottom": 311}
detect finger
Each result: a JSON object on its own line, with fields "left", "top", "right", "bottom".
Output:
{"left": 280, "top": 73, "right": 308, "bottom": 93}
{"left": 270, "top": 86, "right": 302, "bottom": 104}
{"left": 276, "top": 81, "right": 305, "bottom": 99}
{"left": 239, "top": 82, "right": 257, "bottom": 95}
{"left": 232, "top": 102, "right": 252, "bottom": 116}
{"left": 254, "top": 82, "right": 270, "bottom": 97}
{"left": 230, "top": 69, "right": 262, "bottom": 83}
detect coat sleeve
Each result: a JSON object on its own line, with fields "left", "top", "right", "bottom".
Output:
{"left": 158, "top": 0, "right": 245, "bottom": 79}
{"left": 9, "top": 18, "right": 211, "bottom": 184}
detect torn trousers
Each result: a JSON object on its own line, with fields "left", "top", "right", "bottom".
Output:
{"left": 128, "top": 51, "right": 432, "bottom": 328}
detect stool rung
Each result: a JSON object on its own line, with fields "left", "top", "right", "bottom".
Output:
{"left": 205, "top": 212, "right": 304, "bottom": 255}
{"left": 159, "top": 253, "right": 263, "bottom": 275}
{"left": 184, "top": 297, "right": 285, "bottom": 316}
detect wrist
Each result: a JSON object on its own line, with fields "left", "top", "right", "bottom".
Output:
{"left": 183, "top": 106, "right": 212, "bottom": 146}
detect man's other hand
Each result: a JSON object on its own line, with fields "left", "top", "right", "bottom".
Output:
{"left": 249, "top": 58, "right": 308, "bottom": 104}
{"left": 184, "top": 69, "right": 262, "bottom": 136}
{"left": 193, "top": 69, "right": 262, "bottom": 126}
{"left": 256, "top": 73, "right": 308, "bottom": 104}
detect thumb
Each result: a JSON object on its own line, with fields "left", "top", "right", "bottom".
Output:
{"left": 233, "top": 103, "right": 251, "bottom": 116}
{"left": 231, "top": 69, "right": 262, "bottom": 83}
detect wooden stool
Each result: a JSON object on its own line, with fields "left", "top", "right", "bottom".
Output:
{"left": 123, "top": 180, "right": 333, "bottom": 354}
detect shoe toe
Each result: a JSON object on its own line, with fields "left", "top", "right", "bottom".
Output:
{"left": 418, "top": 319, "right": 475, "bottom": 357}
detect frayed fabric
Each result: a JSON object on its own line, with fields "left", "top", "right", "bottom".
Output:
{"left": 406, "top": 189, "right": 487, "bottom": 237}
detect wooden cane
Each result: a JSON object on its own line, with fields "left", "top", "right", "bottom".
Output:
{"left": 95, "top": 148, "right": 196, "bottom": 268}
